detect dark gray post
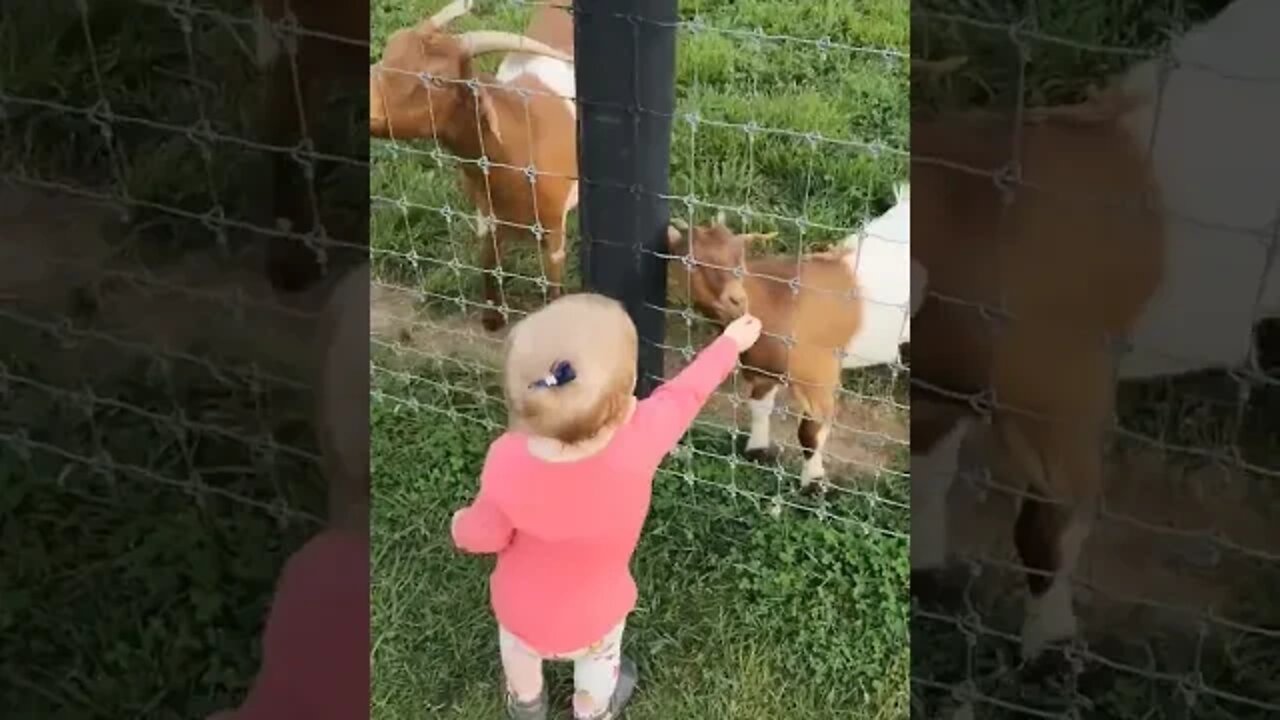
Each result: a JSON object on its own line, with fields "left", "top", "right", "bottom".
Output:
{"left": 573, "top": 0, "right": 678, "bottom": 398}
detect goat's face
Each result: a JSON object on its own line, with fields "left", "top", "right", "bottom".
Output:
{"left": 370, "top": 26, "right": 475, "bottom": 140}
{"left": 666, "top": 217, "right": 775, "bottom": 322}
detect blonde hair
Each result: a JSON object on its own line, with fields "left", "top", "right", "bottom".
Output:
{"left": 503, "top": 293, "right": 638, "bottom": 444}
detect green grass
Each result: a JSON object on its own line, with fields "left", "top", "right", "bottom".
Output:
{"left": 2, "top": 0, "right": 352, "bottom": 716}
{"left": 371, "top": 358, "right": 910, "bottom": 719}
{"left": 371, "top": 1, "right": 911, "bottom": 717}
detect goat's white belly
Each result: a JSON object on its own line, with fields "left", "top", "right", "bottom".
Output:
{"left": 839, "top": 187, "right": 912, "bottom": 369}
{"left": 840, "top": 229, "right": 912, "bottom": 369}
{"left": 496, "top": 54, "right": 577, "bottom": 119}
{"left": 1113, "top": 7, "right": 1280, "bottom": 379}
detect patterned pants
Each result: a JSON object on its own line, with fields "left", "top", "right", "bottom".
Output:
{"left": 499, "top": 620, "right": 625, "bottom": 719}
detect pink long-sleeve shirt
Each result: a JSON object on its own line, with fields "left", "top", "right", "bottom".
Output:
{"left": 451, "top": 334, "right": 740, "bottom": 655}
{"left": 230, "top": 528, "right": 369, "bottom": 720}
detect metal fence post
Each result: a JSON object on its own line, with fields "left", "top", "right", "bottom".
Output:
{"left": 573, "top": 0, "right": 678, "bottom": 399}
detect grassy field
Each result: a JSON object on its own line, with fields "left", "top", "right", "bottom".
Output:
{"left": 911, "top": 1, "right": 1280, "bottom": 718}
{"left": 371, "top": 0, "right": 911, "bottom": 718}
{"left": 1, "top": 0, "right": 356, "bottom": 716}
{"left": 371, "top": 0, "right": 909, "bottom": 309}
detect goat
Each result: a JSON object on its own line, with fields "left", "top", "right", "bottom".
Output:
{"left": 838, "top": 183, "right": 913, "bottom": 370}
{"left": 910, "top": 0, "right": 1280, "bottom": 658}
{"left": 1104, "top": 0, "right": 1280, "bottom": 379}
{"left": 665, "top": 215, "right": 872, "bottom": 491}
{"left": 252, "top": 0, "right": 370, "bottom": 294}
{"left": 909, "top": 109, "right": 1166, "bottom": 659}
{"left": 913, "top": 0, "right": 1280, "bottom": 380}
{"left": 370, "top": 0, "right": 578, "bottom": 332}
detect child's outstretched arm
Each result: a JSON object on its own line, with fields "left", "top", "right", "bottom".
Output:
{"left": 629, "top": 314, "right": 762, "bottom": 460}
{"left": 451, "top": 493, "right": 514, "bottom": 554}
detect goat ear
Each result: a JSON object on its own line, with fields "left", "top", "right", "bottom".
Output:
{"left": 666, "top": 225, "right": 687, "bottom": 252}
{"left": 476, "top": 87, "right": 503, "bottom": 143}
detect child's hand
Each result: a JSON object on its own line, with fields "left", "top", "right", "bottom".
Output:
{"left": 722, "top": 314, "right": 763, "bottom": 352}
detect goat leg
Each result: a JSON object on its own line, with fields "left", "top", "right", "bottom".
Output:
{"left": 478, "top": 226, "right": 507, "bottom": 331}
{"left": 263, "top": 56, "right": 327, "bottom": 293}
{"left": 797, "top": 415, "right": 832, "bottom": 495}
{"left": 1002, "top": 419, "right": 1101, "bottom": 661}
{"left": 540, "top": 222, "right": 567, "bottom": 300}
{"left": 741, "top": 380, "right": 781, "bottom": 464}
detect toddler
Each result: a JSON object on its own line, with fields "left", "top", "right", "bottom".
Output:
{"left": 451, "top": 292, "right": 762, "bottom": 720}
{"left": 206, "top": 263, "right": 370, "bottom": 720}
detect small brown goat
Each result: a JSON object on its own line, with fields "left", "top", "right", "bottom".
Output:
{"left": 370, "top": 0, "right": 578, "bottom": 331}
{"left": 666, "top": 217, "right": 863, "bottom": 490}
{"left": 254, "top": 0, "right": 370, "bottom": 293}
{"left": 909, "top": 110, "right": 1166, "bottom": 658}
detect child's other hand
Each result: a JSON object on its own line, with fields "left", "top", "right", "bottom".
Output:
{"left": 722, "top": 314, "right": 763, "bottom": 352}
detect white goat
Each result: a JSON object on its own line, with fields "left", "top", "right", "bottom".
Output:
{"left": 910, "top": 0, "right": 1280, "bottom": 659}
{"left": 1110, "top": 0, "right": 1280, "bottom": 378}
{"left": 839, "top": 182, "right": 913, "bottom": 369}
{"left": 370, "top": 0, "right": 579, "bottom": 331}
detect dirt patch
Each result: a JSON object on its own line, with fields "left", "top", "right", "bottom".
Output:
{"left": 1, "top": 186, "right": 327, "bottom": 391}
{"left": 369, "top": 285, "right": 909, "bottom": 480}
{"left": 943, "top": 422, "right": 1280, "bottom": 637}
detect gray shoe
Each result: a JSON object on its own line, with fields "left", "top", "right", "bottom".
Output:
{"left": 505, "top": 685, "right": 548, "bottom": 720}
{"left": 578, "top": 656, "right": 638, "bottom": 720}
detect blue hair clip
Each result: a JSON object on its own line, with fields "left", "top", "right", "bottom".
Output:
{"left": 530, "top": 360, "right": 576, "bottom": 389}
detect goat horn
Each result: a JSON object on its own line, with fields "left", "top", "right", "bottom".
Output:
{"left": 456, "top": 31, "right": 573, "bottom": 63}
{"left": 423, "top": 0, "right": 473, "bottom": 31}
{"left": 670, "top": 218, "right": 690, "bottom": 231}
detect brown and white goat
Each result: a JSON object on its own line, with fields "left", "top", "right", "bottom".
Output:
{"left": 909, "top": 110, "right": 1166, "bottom": 658}
{"left": 370, "top": 0, "right": 578, "bottom": 331}
{"left": 665, "top": 217, "right": 864, "bottom": 490}
{"left": 253, "top": 0, "right": 370, "bottom": 293}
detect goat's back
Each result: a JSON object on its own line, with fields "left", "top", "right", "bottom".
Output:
{"left": 910, "top": 114, "right": 1165, "bottom": 403}
{"left": 742, "top": 253, "right": 861, "bottom": 386}
{"left": 524, "top": 2, "right": 575, "bottom": 57}
{"left": 461, "top": 72, "right": 578, "bottom": 225}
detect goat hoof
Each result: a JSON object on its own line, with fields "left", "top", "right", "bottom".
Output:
{"left": 1020, "top": 583, "right": 1078, "bottom": 661}
{"left": 1018, "top": 640, "right": 1077, "bottom": 682}
{"left": 481, "top": 309, "right": 507, "bottom": 332}
{"left": 266, "top": 257, "right": 323, "bottom": 294}
{"left": 910, "top": 566, "right": 965, "bottom": 611}
{"left": 798, "top": 479, "right": 828, "bottom": 497}
{"left": 742, "top": 444, "right": 779, "bottom": 465}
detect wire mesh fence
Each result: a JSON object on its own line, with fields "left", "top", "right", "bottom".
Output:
{"left": 1, "top": 0, "right": 366, "bottom": 714}
{"left": 910, "top": 1, "right": 1280, "bottom": 718}
{"left": 370, "top": 0, "right": 911, "bottom": 714}
{"left": 371, "top": 0, "right": 910, "bottom": 540}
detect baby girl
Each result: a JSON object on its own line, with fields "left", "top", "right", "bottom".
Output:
{"left": 451, "top": 292, "right": 762, "bottom": 720}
